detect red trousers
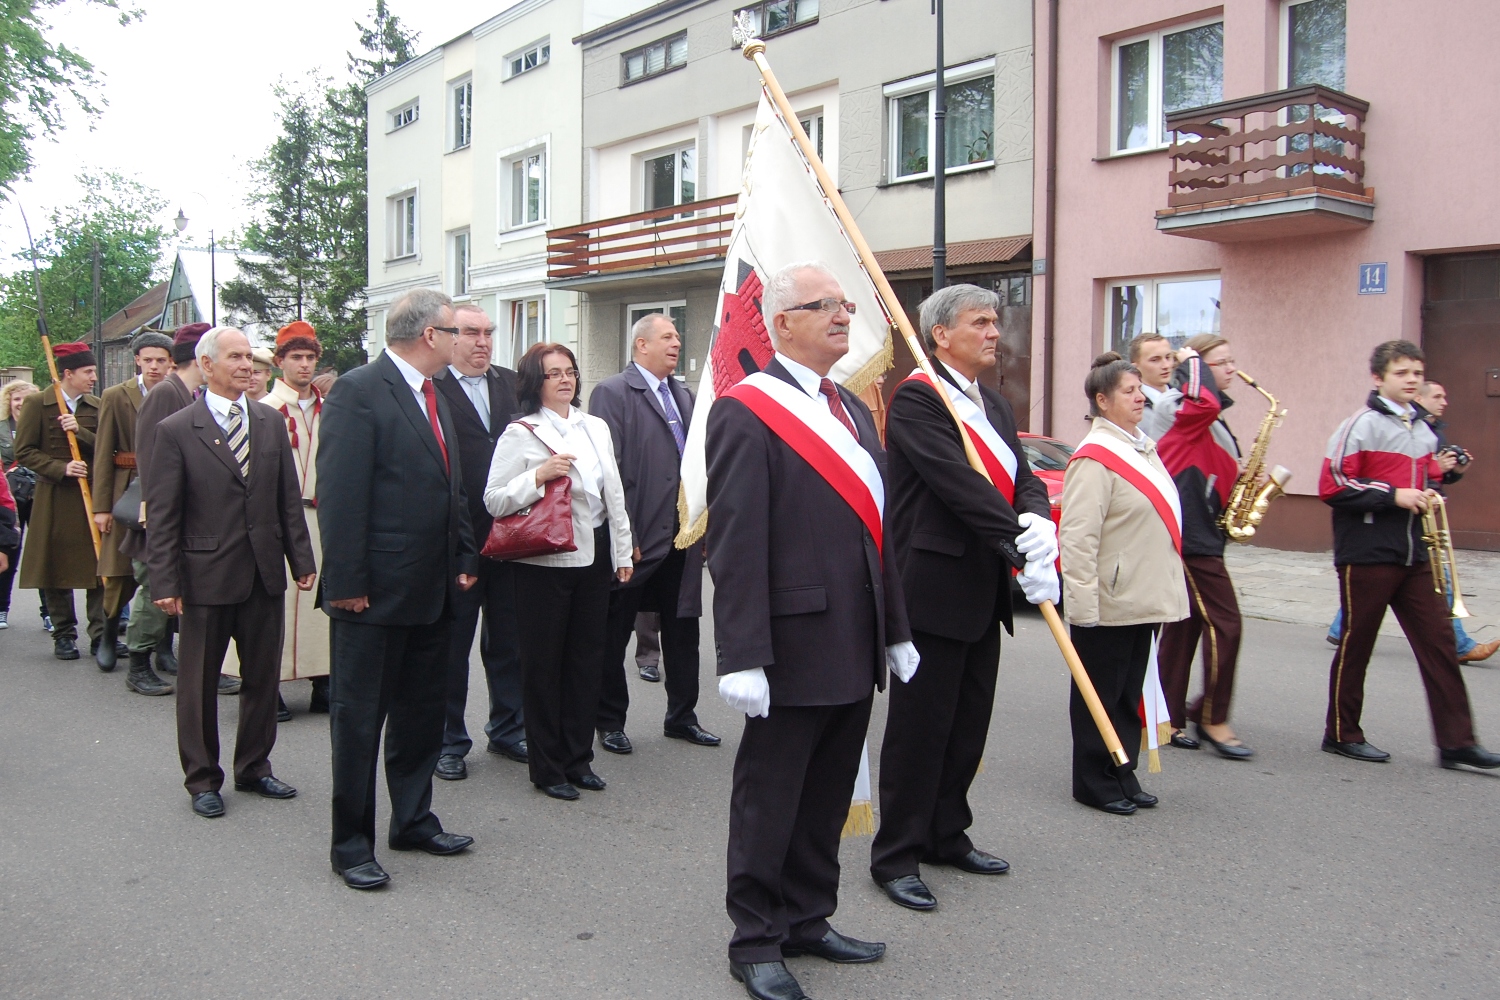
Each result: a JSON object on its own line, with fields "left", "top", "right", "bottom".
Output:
{"left": 1159, "top": 556, "right": 1242, "bottom": 728}
{"left": 1327, "top": 561, "right": 1475, "bottom": 749}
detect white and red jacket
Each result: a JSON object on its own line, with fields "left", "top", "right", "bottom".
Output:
{"left": 1319, "top": 391, "right": 1444, "bottom": 567}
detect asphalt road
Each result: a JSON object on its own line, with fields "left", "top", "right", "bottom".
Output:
{"left": 2, "top": 599, "right": 1498, "bottom": 999}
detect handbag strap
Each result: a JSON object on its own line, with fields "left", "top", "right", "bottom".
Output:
{"left": 510, "top": 419, "right": 557, "bottom": 457}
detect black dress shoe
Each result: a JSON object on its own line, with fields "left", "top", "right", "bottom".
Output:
{"left": 1130, "top": 791, "right": 1159, "bottom": 808}
{"left": 435, "top": 754, "right": 467, "bottom": 780}
{"left": 234, "top": 775, "right": 297, "bottom": 799}
{"left": 664, "top": 723, "right": 722, "bottom": 746}
{"left": 570, "top": 772, "right": 606, "bottom": 791}
{"left": 928, "top": 848, "right": 1009, "bottom": 875}
{"left": 781, "top": 927, "right": 885, "bottom": 964}
{"left": 1322, "top": 737, "right": 1391, "bottom": 762}
{"left": 191, "top": 791, "right": 225, "bottom": 818}
{"left": 308, "top": 677, "right": 329, "bottom": 713}
{"left": 536, "top": 782, "right": 580, "bottom": 800}
{"left": 53, "top": 637, "right": 80, "bottom": 660}
{"left": 390, "top": 831, "right": 473, "bottom": 855}
{"left": 1092, "top": 798, "right": 1138, "bottom": 815}
{"left": 598, "top": 730, "right": 633, "bottom": 754}
{"left": 638, "top": 663, "right": 661, "bottom": 682}
{"left": 1169, "top": 730, "right": 1199, "bottom": 750}
{"left": 277, "top": 693, "right": 292, "bottom": 723}
{"left": 1439, "top": 744, "right": 1500, "bottom": 770}
{"left": 1195, "top": 723, "right": 1254, "bottom": 760}
{"left": 334, "top": 860, "right": 390, "bottom": 890}
{"left": 877, "top": 874, "right": 937, "bottom": 910}
{"left": 729, "top": 960, "right": 809, "bottom": 1000}
{"left": 218, "top": 674, "right": 241, "bottom": 695}
{"left": 486, "top": 739, "right": 528, "bottom": 763}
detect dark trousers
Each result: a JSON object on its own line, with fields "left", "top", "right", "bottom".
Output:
{"left": 328, "top": 613, "right": 450, "bottom": 870}
{"left": 513, "top": 526, "right": 612, "bottom": 788}
{"left": 44, "top": 586, "right": 105, "bottom": 644}
{"left": 1159, "top": 556, "right": 1243, "bottom": 728}
{"left": 597, "top": 545, "right": 701, "bottom": 732}
{"left": 870, "top": 623, "right": 1000, "bottom": 883}
{"left": 726, "top": 694, "right": 873, "bottom": 965}
{"left": 1069, "top": 623, "right": 1151, "bottom": 807}
{"left": 442, "top": 558, "right": 525, "bottom": 755}
{"left": 1327, "top": 561, "right": 1475, "bottom": 749}
{"left": 176, "top": 573, "right": 282, "bottom": 794}
{"left": 635, "top": 613, "right": 661, "bottom": 667}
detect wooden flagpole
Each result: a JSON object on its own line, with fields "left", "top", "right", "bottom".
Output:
{"left": 739, "top": 28, "right": 1128, "bottom": 765}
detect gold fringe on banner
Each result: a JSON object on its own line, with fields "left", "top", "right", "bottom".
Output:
{"left": 1157, "top": 721, "right": 1174, "bottom": 747}
{"left": 674, "top": 481, "right": 708, "bottom": 549}
{"left": 842, "top": 801, "right": 875, "bottom": 838}
{"left": 1140, "top": 728, "right": 1163, "bottom": 773}
{"left": 840, "top": 329, "right": 895, "bottom": 397}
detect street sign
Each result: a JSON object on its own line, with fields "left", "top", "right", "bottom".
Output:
{"left": 1358, "top": 262, "right": 1387, "bottom": 295}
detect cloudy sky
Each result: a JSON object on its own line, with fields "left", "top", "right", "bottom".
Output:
{"left": 0, "top": 0, "right": 513, "bottom": 269}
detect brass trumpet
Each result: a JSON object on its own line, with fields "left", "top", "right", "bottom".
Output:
{"left": 1421, "top": 494, "right": 1470, "bottom": 619}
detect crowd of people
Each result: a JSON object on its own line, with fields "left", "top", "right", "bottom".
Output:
{"left": 2, "top": 262, "right": 1496, "bottom": 1000}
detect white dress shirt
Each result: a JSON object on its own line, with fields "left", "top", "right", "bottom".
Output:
{"left": 60, "top": 389, "right": 81, "bottom": 414}
{"left": 386, "top": 348, "right": 444, "bottom": 444}
{"left": 204, "top": 388, "right": 251, "bottom": 437}
{"left": 773, "top": 352, "right": 825, "bottom": 398}
{"left": 449, "top": 365, "right": 491, "bottom": 431}
{"left": 540, "top": 405, "right": 606, "bottom": 527}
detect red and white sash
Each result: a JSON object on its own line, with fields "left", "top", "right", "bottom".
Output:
{"left": 901, "top": 369, "right": 1018, "bottom": 504}
{"left": 722, "top": 371, "right": 885, "bottom": 552}
{"left": 1070, "top": 427, "right": 1183, "bottom": 554}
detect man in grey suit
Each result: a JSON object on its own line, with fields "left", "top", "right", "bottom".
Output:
{"left": 590, "top": 313, "right": 718, "bottom": 754}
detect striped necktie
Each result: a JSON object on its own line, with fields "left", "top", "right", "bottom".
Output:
{"left": 226, "top": 402, "right": 250, "bottom": 477}
{"left": 657, "top": 381, "right": 686, "bottom": 455}
{"left": 818, "top": 378, "right": 859, "bottom": 442}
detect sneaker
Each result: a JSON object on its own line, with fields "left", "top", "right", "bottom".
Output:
{"left": 0, "top": 611, "right": 9, "bottom": 629}
{"left": 41, "top": 614, "right": 53, "bottom": 632}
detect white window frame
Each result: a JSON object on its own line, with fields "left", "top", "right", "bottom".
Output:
{"left": 449, "top": 229, "right": 471, "bottom": 297}
{"left": 505, "top": 38, "right": 551, "bottom": 81}
{"left": 625, "top": 301, "right": 687, "bottom": 372}
{"left": 1103, "top": 272, "right": 1221, "bottom": 354}
{"left": 884, "top": 56, "right": 996, "bottom": 184}
{"left": 388, "top": 188, "right": 419, "bottom": 262}
{"left": 497, "top": 136, "right": 552, "bottom": 236}
{"left": 798, "top": 108, "right": 825, "bottom": 163}
{"left": 733, "top": 0, "right": 819, "bottom": 43}
{"left": 389, "top": 98, "right": 419, "bottom": 133}
{"left": 509, "top": 296, "right": 547, "bottom": 366}
{"left": 448, "top": 77, "right": 472, "bottom": 151}
{"left": 622, "top": 32, "right": 688, "bottom": 85}
{"left": 1108, "top": 15, "right": 1223, "bottom": 156}
{"left": 638, "top": 141, "right": 698, "bottom": 215}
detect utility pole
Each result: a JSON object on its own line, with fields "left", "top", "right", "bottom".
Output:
{"left": 91, "top": 240, "right": 102, "bottom": 377}
{"left": 933, "top": 0, "right": 947, "bottom": 292}
{"left": 209, "top": 228, "right": 217, "bottom": 326}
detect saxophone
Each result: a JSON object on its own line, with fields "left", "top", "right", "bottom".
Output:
{"left": 1219, "top": 370, "right": 1292, "bottom": 542}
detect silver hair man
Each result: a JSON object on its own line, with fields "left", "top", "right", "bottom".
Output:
{"left": 918, "top": 283, "right": 1001, "bottom": 353}
{"left": 195, "top": 326, "right": 247, "bottom": 363}
{"left": 760, "top": 261, "right": 839, "bottom": 340}
{"left": 387, "top": 288, "right": 455, "bottom": 343}
{"left": 631, "top": 311, "right": 673, "bottom": 344}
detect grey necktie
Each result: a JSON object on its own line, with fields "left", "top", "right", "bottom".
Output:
{"left": 963, "top": 382, "right": 982, "bottom": 406}
{"left": 461, "top": 375, "right": 490, "bottom": 431}
{"left": 226, "top": 403, "right": 250, "bottom": 477}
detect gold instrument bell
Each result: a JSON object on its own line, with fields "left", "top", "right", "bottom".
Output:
{"left": 1219, "top": 371, "right": 1292, "bottom": 541}
{"left": 1422, "top": 495, "right": 1471, "bottom": 619}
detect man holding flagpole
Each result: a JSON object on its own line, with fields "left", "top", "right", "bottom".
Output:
{"left": 709, "top": 262, "right": 914, "bottom": 1000}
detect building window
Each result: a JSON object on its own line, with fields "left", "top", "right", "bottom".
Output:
{"left": 1111, "top": 18, "right": 1223, "bottom": 154}
{"left": 734, "top": 0, "right": 819, "bottom": 41}
{"left": 885, "top": 58, "right": 995, "bottom": 182}
{"left": 1105, "top": 274, "right": 1220, "bottom": 355}
{"left": 798, "top": 111, "right": 825, "bottom": 161}
{"left": 506, "top": 149, "right": 546, "bottom": 228}
{"left": 450, "top": 230, "right": 470, "bottom": 297}
{"left": 389, "top": 191, "right": 417, "bottom": 260}
{"left": 1283, "top": 0, "right": 1346, "bottom": 89}
{"left": 390, "top": 99, "right": 419, "bottom": 132}
{"left": 510, "top": 297, "right": 546, "bottom": 366}
{"left": 642, "top": 144, "right": 696, "bottom": 213}
{"left": 623, "top": 32, "right": 687, "bottom": 84}
{"left": 169, "top": 298, "right": 194, "bottom": 327}
{"left": 450, "top": 78, "right": 472, "bottom": 150}
{"left": 627, "top": 302, "right": 687, "bottom": 372}
{"left": 506, "top": 39, "right": 551, "bottom": 79}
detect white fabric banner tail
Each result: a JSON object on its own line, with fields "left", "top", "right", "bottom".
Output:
{"left": 1141, "top": 632, "right": 1172, "bottom": 773}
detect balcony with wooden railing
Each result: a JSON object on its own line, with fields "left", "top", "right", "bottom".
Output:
{"left": 547, "top": 195, "right": 737, "bottom": 284}
{"left": 1155, "top": 84, "right": 1373, "bottom": 242}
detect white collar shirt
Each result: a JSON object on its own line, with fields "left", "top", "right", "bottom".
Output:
{"left": 386, "top": 348, "right": 444, "bottom": 443}
{"left": 1102, "top": 417, "right": 1154, "bottom": 454}
{"left": 1376, "top": 394, "right": 1416, "bottom": 421}
{"left": 136, "top": 374, "right": 147, "bottom": 395}
{"left": 774, "top": 352, "right": 825, "bottom": 398}
{"left": 539, "top": 405, "right": 605, "bottom": 527}
{"left": 204, "top": 388, "right": 250, "bottom": 437}
{"left": 1141, "top": 383, "right": 1166, "bottom": 407}
{"left": 60, "top": 389, "right": 81, "bottom": 414}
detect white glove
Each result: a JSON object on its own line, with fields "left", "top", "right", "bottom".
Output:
{"left": 719, "top": 667, "right": 771, "bottom": 718}
{"left": 1015, "top": 512, "right": 1059, "bottom": 566}
{"left": 1017, "top": 557, "right": 1061, "bottom": 606}
{"left": 886, "top": 641, "right": 920, "bottom": 683}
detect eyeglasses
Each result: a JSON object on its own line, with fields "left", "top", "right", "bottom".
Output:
{"left": 786, "top": 298, "right": 857, "bottom": 316}
{"left": 543, "top": 368, "right": 580, "bottom": 381}
{"left": 1205, "top": 358, "right": 1237, "bottom": 367}
{"left": 431, "top": 325, "right": 460, "bottom": 336}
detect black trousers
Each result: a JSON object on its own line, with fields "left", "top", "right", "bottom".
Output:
{"left": 1068, "top": 623, "right": 1152, "bottom": 807}
{"left": 177, "top": 573, "right": 282, "bottom": 794}
{"left": 513, "top": 525, "right": 612, "bottom": 788}
{"left": 442, "top": 558, "right": 525, "bottom": 755}
{"left": 869, "top": 622, "right": 1000, "bottom": 883}
{"left": 726, "top": 694, "right": 873, "bottom": 965}
{"left": 597, "top": 545, "right": 701, "bottom": 732}
{"left": 328, "top": 612, "right": 450, "bottom": 870}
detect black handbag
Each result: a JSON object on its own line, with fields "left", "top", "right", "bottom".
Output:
{"left": 111, "top": 477, "right": 143, "bottom": 531}
{"left": 5, "top": 464, "right": 35, "bottom": 507}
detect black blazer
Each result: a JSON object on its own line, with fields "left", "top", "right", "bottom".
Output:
{"left": 431, "top": 364, "right": 519, "bottom": 541}
{"left": 886, "top": 362, "right": 1052, "bottom": 642}
{"left": 316, "top": 352, "right": 479, "bottom": 627}
{"left": 144, "top": 396, "right": 316, "bottom": 605}
{"left": 589, "top": 363, "right": 704, "bottom": 616}
{"left": 706, "top": 358, "right": 910, "bottom": 707}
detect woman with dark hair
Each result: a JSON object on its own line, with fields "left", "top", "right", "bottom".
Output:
{"left": 484, "top": 343, "right": 633, "bottom": 800}
{"left": 1058, "top": 353, "right": 1188, "bottom": 815}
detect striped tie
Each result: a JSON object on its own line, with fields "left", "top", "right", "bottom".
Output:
{"left": 226, "top": 402, "right": 250, "bottom": 478}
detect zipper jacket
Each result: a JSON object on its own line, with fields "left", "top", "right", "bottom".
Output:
{"left": 1156, "top": 357, "right": 1240, "bottom": 558}
{"left": 1319, "top": 391, "right": 1444, "bottom": 567}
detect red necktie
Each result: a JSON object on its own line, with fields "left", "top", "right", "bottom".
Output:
{"left": 819, "top": 378, "right": 859, "bottom": 442}
{"left": 421, "top": 378, "right": 449, "bottom": 473}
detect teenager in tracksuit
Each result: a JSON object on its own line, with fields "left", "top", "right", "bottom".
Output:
{"left": 1319, "top": 340, "right": 1500, "bottom": 770}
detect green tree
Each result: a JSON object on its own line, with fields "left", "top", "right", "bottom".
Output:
{"left": 0, "top": 0, "right": 142, "bottom": 194}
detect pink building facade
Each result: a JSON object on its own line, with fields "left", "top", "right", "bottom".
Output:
{"left": 1032, "top": 0, "right": 1500, "bottom": 550}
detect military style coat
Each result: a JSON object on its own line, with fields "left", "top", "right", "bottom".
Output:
{"left": 92, "top": 377, "right": 144, "bottom": 578}
{"left": 15, "top": 388, "right": 100, "bottom": 590}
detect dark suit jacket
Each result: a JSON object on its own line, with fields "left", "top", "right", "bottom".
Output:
{"left": 589, "top": 363, "right": 703, "bottom": 617}
{"left": 317, "top": 352, "right": 479, "bottom": 627}
{"left": 886, "top": 361, "right": 1051, "bottom": 642}
{"left": 120, "top": 369, "right": 195, "bottom": 560}
{"left": 431, "top": 363, "right": 519, "bottom": 543}
{"left": 706, "top": 358, "right": 910, "bottom": 707}
{"left": 144, "top": 396, "right": 316, "bottom": 605}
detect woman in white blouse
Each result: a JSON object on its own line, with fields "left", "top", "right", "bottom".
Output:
{"left": 485, "top": 343, "right": 633, "bottom": 801}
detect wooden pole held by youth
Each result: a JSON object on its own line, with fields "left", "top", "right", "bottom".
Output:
{"left": 740, "top": 33, "right": 1129, "bottom": 766}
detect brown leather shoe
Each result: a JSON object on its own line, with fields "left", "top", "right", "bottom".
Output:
{"left": 1459, "top": 639, "right": 1500, "bottom": 664}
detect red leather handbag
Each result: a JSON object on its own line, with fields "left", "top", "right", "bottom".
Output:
{"left": 481, "top": 422, "right": 578, "bottom": 561}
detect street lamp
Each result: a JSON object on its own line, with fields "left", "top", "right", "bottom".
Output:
{"left": 172, "top": 203, "right": 216, "bottom": 325}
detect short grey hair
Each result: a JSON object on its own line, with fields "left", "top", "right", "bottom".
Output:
{"left": 387, "top": 288, "right": 454, "bottom": 343}
{"left": 130, "top": 331, "right": 173, "bottom": 356}
{"left": 761, "top": 261, "right": 838, "bottom": 336}
{"left": 918, "top": 283, "right": 1000, "bottom": 353}
{"left": 631, "top": 311, "right": 674, "bottom": 351}
{"left": 195, "top": 326, "right": 246, "bottom": 363}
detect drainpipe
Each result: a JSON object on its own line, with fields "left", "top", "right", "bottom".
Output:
{"left": 1041, "top": 0, "right": 1059, "bottom": 435}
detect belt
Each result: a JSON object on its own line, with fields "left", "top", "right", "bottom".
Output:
{"left": 302, "top": 498, "right": 317, "bottom": 508}
{"left": 114, "top": 453, "right": 137, "bottom": 469}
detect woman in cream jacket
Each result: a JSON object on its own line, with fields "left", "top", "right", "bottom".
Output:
{"left": 1059, "top": 352, "right": 1189, "bottom": 816}
{"left": 485, "top": 343, "right": 633, "bottom": 801}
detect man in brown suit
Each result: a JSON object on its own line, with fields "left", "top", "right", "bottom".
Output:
{"left": 146, "top": 326, "right": 316, "bottom": 819}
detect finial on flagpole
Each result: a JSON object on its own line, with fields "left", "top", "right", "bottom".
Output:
{"left": 732, "top": 10, "right": 765, "bottom": 58}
